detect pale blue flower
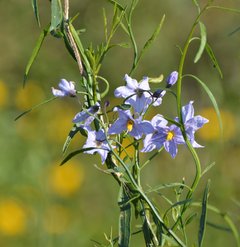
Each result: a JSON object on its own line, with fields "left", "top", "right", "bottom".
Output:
{"left": 141, "top": 115, "right": 184, "bottom": 158}
{"left": 176, "top": 101, "right": 209, "bottom": 147}
{"left": 114, "top": 74, "right": 152, "bottom": 114}
{"left": 51, "top": 79, "right": 76, "bottom": 97}
{"left": 83, "top": 129, "right": 110, "bottom": 164}
{"left": 108, "top": 108, "right": 154, "bottom": 139}
{"left": 72, "top": 103, "right": 100, "bottom": 126}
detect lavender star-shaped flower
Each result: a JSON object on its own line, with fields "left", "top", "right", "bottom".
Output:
{"left": 114, "top": 74, "right": 152, "bottom": 114}
{"left": 108, "top": 108, "right": 154, "bottom": 140}
{"left": 177, "top": 101, "right": 209, "bottom": 147}
{"left": 141, "top": 115, "right": 184, "bottom": 158}
{"left": 83, "top": 129, "right": 110, "bottom": 164}
{"left": 51, "top": 79, "right": 76, "bottom": 97}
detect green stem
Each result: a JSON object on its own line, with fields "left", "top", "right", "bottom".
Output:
{"left": 133, "top": 141, "right": 141, "bottom": 186}
{"left": 103, "top": 129, "right": 186, "bottom": 247}
{"left": 171, "top": 3, "right": 209, "bottom": 232}
{"left": 176, "top": 4, "right": 208, "bottom": 121}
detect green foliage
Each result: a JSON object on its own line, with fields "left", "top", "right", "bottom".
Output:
{"left": 198, "top": 180, "right": 210, "bottom": 247}
{"left": 15, "top": 0, "right": 240, "bottom": 246}
{"left": 23, "top": 26, "right": 49, "bottom": 86}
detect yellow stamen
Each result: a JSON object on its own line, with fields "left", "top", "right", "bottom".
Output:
{"left": 127, "top": 119, "right": 134, "bottom": 132}
{"left": 166, "top": 131, "right": 174, "bottom": 141}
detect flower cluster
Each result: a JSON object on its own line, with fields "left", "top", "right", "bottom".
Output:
{"left": 52, "top": 72, "right": 208, "bottom": 162}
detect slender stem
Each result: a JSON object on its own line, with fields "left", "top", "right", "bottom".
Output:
{"left": 103, "top": 130, "right": 186, "bottom": 247}
{"left": 171, "top": 4, "right": 209, "bottom": 232}
{"left": 176, "top": 4, "right": 208, "bottom": 121}
{"left": 133, "top": 141, "right": 141, "bottom": 186}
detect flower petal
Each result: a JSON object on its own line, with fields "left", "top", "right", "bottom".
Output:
{"left": 182, "top": 101, "right": 194, "bottom": 123}
{"left": 138, "top": 76, "right": 150, "bottom": 91}
{"left": 108, "top": 119, "right": 127, "bottom": 135}
{"left": 51, "top": 87, "right": 66, "bottom": 97}
{"left": 151, "top": 114, "right": 168, "bottom": 128}
{"left": 124, "top": 74, "right": 139, "bottom": 90}
{"left": 164, "top": 140, "right": 178, "bottom": 158}
{"left": 114, "top": 86, "right": 135, "bottom": 98}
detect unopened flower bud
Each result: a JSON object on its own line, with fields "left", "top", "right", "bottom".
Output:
{"left": 166, "top": 71, "right": 178, "bottom": 88}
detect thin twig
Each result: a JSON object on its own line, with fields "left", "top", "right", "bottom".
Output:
{"left": 64, "top": 0, "right": 83, "bottom": 75}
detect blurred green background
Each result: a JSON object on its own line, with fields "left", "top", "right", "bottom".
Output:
{"left": 0, "top": 0, "right": 240, "bottom": 246}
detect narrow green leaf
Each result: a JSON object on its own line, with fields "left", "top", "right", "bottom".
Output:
{"left": 201, "top": 162, "right": 216, "bottom": 177}
{"left": 146, "top": 183, "right": 191, "bottom": 193}
{"left": 206, "top": 221, "right": 231, "bottom": 232}
{"left": 198, "top": 180, "right": 210, "bottom": 247}
{"left": 50, "top": 0, "right": 63, "bottom": 32}
{"left": 170, "top": 198, "right": 192, "bottom": 209}
{"left": 23, "top": 26, "right": 49, "bottom": 86}
{"left": 194, "top": 22, "right": 207, "bottom": 63}
{"left": 31, "top": 0, "right": 40, "bottom": 27}
{"left": 106, "top": 0, "right": 125, "bottom": 11}
{"left": 185, "top": 74, "right": 223, "bottom": 137}
{"left": 118, "top": 186, "right": 131, "bottom": 247}
{"left": 192, "top": 202, "right": 240, "bottom": 247}
{"left": 163, "top": 198, "right": 192, "bottom": 222}
{"left": 152, "top": 214, "right": 164, "bottom": 246}
{"left": 185, "top": 212, "right": 198, "bottom": 226}
{"left": 102, "top": 8, "right": 108, "bottom": 41}
{"left": 140, "top": 202, "right": 159, "bottom": 246}
{"left": 142, "top": 218, "right": 156, "bottom": 246}
{"left": 228, "top": 26, "right": 240, "bottom": 36}
{"left": 14, "top": 97, "right": 56, "bottom": 121}
{"left": 62, "top": 125, "right": 85, "bottom": 154}
{"left": 205, "top": 43, "right": 223, "bottom": 78}
{"left": 60, "top": 147, "right": 97, "bottom": 166}
{"left": 138, "top": 14, "right": 165, "bottom": 64}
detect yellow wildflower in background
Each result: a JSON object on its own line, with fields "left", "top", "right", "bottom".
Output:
{"left": 198, "top": 107, "right": 236, "bottom": 141}
{"left": 43, "top": 204, "right": 71, "bottom": 234}
{"left": 15, "top": 82, "right": 45, "bottom": 110}
{"left": 0, "top": 199, "right": 27, "bottom": 236}
{"left": 49, "top": 160, "right": 84, "bottom": 197}
{"left": 0, "top": 80, "right": 8, "bottom": 108}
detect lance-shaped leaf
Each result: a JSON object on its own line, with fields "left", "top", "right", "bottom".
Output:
{"left": 194, "top": 22, "right": 207, "bottom": 63}
{"left": 198, "top": 180, "right": 210, "bottom": 247}
{"left": 23, "top": 26, "right": 49, "bottom": 86}
{"left": 62, "top": 125, "right": 86, "bottom": 154}
{"left": 118, "top": 185, "right": 131, "bottom": 247}
{"left": 185, "top": 74, "right": 223, "bottom": 137}
{"left": 138, "top": 14, "right": 165, "bottom": 64}
{"left": 205, "top": 43, "right": 223, "bottom": 78}
{"left": 31, "top": 0, "right": 40, "bottom": 27}
{"left": 141, "top": 203, "right": 159, "bottom": 246}
{"left": 50, "top": 0, "right": 63, "bottom": 35}
{"left": 60, "top": 147, "right": 98, "bottom": 166}
{"left": 15, "top": 97, "right": 56, "bottom": 121}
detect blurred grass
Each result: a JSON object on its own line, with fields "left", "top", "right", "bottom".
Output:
{"left": 0, "top": 0, "right": 240, "bottom": 246}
